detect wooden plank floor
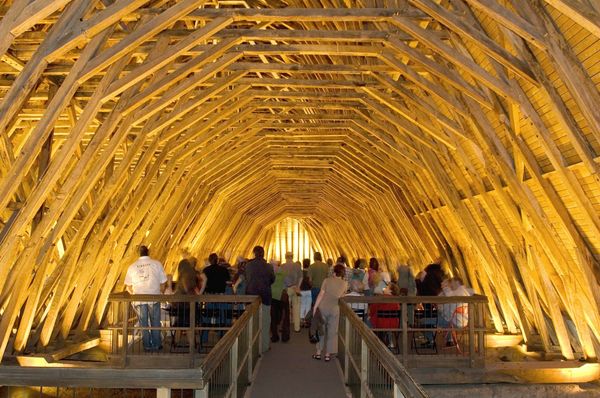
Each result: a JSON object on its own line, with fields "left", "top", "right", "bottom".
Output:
{"left": 248, "top": 329, "right": 349, "bottom": 398}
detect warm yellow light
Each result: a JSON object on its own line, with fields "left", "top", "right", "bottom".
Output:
{"left": 56, "top": 238, "right": 65, "bottom": 259}
{"left": 275, "top": 223, "right": 280, "bottom": 261}
{"left": 286, "top": 218, "right": 292, "bottom": 253}
{"left": 16, "top": 356, "right": 76, "bottom": 367}
{"left": 501, "top": 363, "right": 600, "bottom": 383}
{"left": 294, "top": 220, "right": 300, "bottom": 262}
{"left": 265, "top": 218, "right": 321, "bottom": 262}
{"left": 485, "top": 333, "right": 523, "bottom": 348}
{"left": 304, "top": 229, "right": 310, "bottom": 260}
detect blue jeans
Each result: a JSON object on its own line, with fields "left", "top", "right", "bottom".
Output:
{"left": 420, "top": 317, "right": 437, "bottom": 343}
{"left": 137, "top": 302, "right": 161, "bottom": 350}
{"left": 201, "top": 302, "right": 232, "bottom": 343}
{"left": 311, "top": 288, "right": 321, "bottom": 305}
{"left": 437, "top": 317, "right": 453, "bottom": 343}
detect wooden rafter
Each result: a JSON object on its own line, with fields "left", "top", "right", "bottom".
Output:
{"left": 0, "top": 0, "right": 598, "bottom": 364}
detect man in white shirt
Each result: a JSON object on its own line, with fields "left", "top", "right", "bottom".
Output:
{"left": 124, "top": 245, "right": 167, "bottom": 351}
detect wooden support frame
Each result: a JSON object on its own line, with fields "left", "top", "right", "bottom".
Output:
{"left": 0, "top": 0, "right": 598, "bottom": 366}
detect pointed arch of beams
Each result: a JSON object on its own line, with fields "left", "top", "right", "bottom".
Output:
{"left": 0, "top": 1, "right": 599, "bottom": 361}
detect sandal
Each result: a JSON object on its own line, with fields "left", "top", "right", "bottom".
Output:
{"left": 312, "top": 354, "right": 321, "bottom": 360}
{"left": 324, "top": 354, "right": 331, "bottom": 362}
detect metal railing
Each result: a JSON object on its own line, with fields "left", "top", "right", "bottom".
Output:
{"left": 338, "top": 300, "right": 429, "bottom": 398}
{"left": 341, "top": 295, "right": 488, "bottom": 368}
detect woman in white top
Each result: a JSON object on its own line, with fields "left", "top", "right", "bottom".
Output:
{"left": 439, "top": 276, "right": 471, "bottom": 327}
{"left": 373, "top": 264, "right": 392, "bottom": 295}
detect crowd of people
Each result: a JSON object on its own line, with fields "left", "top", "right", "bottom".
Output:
{"left": 124, "top": 245, "right": 473, "bottom": 357}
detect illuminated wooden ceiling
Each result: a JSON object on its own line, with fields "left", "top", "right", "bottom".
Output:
{"left": 0, "top": 0, "right": 599, "bottom": 364}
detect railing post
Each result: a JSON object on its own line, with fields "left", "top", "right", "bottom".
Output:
{"left": 478, "top": 302, "right": 485, "bottom": 362}
{"left": 401, "top": 302, "right": 408, "bottom": 366}
{"left": 248, "top": 314, "right": 253, "bottom": 382}
{"left": 469, "top": 302, "right": 475, "bottom": 367}
{"left": 195, "top": 385, "right": 208, "bottom": 398}
{"left": 258, "top": 303, "right": 264, "bottom": 354}
{"left": 157, "top": 388, "right": 171, "bottom": 398}
{"left": 231, "top": 336, "right": 239, "bottom": 398}
{"left": 189, "top": 300, "right": 196, "bottom": 367}
{"left": 111, "top": 302, "right": 118, "bottom": 356}
{"left": 394, "top": 383, "right": 406, "bottom": 398}
{"left": 360, "top": 338, "right": 368, "bottom": 398}
{"left": 121, "top": 302, "right": 129, "bottom": 368}
{"left": 344, "top": 315, "right": 350, "bottom": 384}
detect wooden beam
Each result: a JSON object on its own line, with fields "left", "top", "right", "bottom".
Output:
{"left": 11, "top": 0, "right": 73, "bottom": 37}
{"left": 0, "top": 28, "right": 110, "bottom": 251}
{"left": 103, "top": 16, "right": 232, "bottom": 101}
{"left": 543, "top": 0, "right": 600, "bottom": 39}
{"left": 390, "top": 15, "right": 516, "bottom": 100}
{"left": 77, "top": 0, "right": 210, "bottom": 82}
{"left": 462, "top": 0, "right": 548, "bottom": 49}
{"left": 167, "top": 7, "right": 428, "bottom": 21}
{"left": 408, "top": 0, "right": 538, "bottom": 85}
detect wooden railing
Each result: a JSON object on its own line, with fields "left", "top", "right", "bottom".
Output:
{"left": 196, "top": 297, "right": 261, "bottom": 398}
{"left": 0, "top": 294, "right": 263, "bottom": 397}
{"left": 107, "top": 293, "right": 262, "bottom": 397}
{"left": 340, "top": 295, "right": 488, "bottom": 368}
{"left": 106, "top": 293, "right": 260, "bottom": 369}
{"left": 338, "top": 300, "right": 429, "bottom": 398}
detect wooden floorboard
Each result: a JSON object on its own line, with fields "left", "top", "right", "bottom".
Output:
{"left": 248, "top": 329, "right": 348, "bottom": 398}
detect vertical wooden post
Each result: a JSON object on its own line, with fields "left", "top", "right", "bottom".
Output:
{"left": 195, "top": 386, "right": 208, "bottom": 398}
{"left": 189, "top": 300, "right": 196, "bottom": 367}
{"left": 231, "top": 336, "right": 239, "bottom": 398}
{"left": 121, "top": 302, "right": 129, "bottom": 368}
{"left": 247, "top": 314, "right": 253, "bottom": 381}
{"left": 258, "top": 303, "right": 264, "bottom": 355}
{"left": 157, "top": 388, "right": 171, "bottom": 398}
{"left": 111, "top": 302, "right": 118, "bottom": 356}
{"left": 360, "top": 339, "right": 368, "bottom": 398}
{"left": 393, "top": 383, "right": 406, "bottom": 398}
{"left": 344, "top": 316, "right": 350, "bottom": 384}
{"left": 478, "top": 302, "right": 485, "bottom": 362}
{"left": 469, "top": 302, "right": 475, "bottom": 367}
{"left": 401, "top": 302, "right": 408, "bottom": 366}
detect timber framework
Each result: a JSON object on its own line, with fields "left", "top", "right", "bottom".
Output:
{"left": 0, "top": 0, "right": 599, "bottom": 365}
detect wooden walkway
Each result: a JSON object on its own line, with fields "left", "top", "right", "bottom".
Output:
{"left": 248, "top": 329, "right": 349, "bottom": 398}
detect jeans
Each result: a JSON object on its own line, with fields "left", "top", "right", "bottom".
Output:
{"left": 137, "top": 302, "right": 161, "bottom": 350}
{"left": 437, "top": 317, "right": 453, "bottom": 343}
{"left": 420, "top": 317, "right": 437, "bottom": 343}
{"left": 300, "top": 290, "right": 312, "bottom": 320}
{"left": 201, "top": 302, "right": 232, "bottom": 343}
{"left": 310, "top": 287, "right": 321, "bottom": 305}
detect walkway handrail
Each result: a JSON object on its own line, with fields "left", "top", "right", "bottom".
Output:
{"left": 107, "top": 293, "right": 262, "bottom": 397}
{"left": 339, "top": 300, "right": 429, "bottom": 398}
{"left": 200, "top": 300, "right": 260, "bottom": 382}
{"left": 108, "top": 292, "right": 261, "bottom": 303}
{"left": 341, "top": 294, "right": 488, "bottom": 304}
{"left": 342, "top": 294, "right": 488, "bottom": 367}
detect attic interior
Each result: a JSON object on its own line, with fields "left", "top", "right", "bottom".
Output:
{"left": 0, "top": 0, "right": 600, "bottom": 392}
